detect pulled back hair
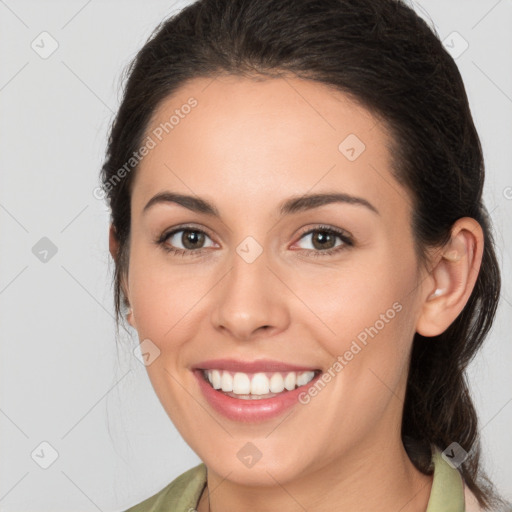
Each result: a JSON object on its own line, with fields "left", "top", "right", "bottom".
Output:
{"left": 100, "top": 0, "right": 505, "bottom": 507}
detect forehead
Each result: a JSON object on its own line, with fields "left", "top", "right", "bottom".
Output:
{"left": 131, "top": 74, "right": 410, "bottom": 219}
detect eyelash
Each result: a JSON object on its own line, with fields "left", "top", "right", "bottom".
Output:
{"left": 155, "top": 224, "right": 354, "bottom": 258}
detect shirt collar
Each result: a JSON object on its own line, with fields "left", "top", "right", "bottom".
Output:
{"left": 425, "top": 447, "right": 465, "bottom": 511}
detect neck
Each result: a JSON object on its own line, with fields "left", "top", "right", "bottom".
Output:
{"left": 198, "top": 435, "right": 433, "bottom": 512}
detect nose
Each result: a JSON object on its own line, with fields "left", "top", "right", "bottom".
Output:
{"left": 210, "top": 247, "right": 290, "bottom": 342}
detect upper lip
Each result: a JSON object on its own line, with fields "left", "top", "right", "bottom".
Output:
{"left": 192, "top": 358, "right": 320, "bottom": 373}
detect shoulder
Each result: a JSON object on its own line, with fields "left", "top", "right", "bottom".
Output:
{"left": 464, "top": 483, "right": 484, "bottom": 512}
{"left": 123, "top": 462, "right": 207, "bottom": 512}
{"left": 463, "top": 481, "right": 512, "bottom": 512}
{"left": 430, "top": 447, "right": 506, "bottom": 512}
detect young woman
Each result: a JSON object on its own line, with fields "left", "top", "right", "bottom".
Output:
{"left": 101, "top": 0, "right": 510, "bottom": 510}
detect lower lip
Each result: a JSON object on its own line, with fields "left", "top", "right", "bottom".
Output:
{"left": 193, "top": 369, "right": 321, "bottom": 422}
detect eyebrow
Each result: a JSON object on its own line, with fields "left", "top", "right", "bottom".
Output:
{"left": 142, "top": 191, "right": 379, "bottom": 217}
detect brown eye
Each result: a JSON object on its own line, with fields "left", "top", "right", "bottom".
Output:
{"left": 294, "top": 225, "right": 354, "bottom": 258}
{"left": 157, "top": 226, "right": 216, "bottom": 256}
{"left": 179, "top": 229, "right": 206, "bottom": 250}
{"left": 309, "top": 230, "right": 338, "bottom": 250}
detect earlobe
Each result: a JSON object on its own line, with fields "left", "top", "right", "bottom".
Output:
{"left": 126, "top": 306, "right": 135, "bottom": 328}
{"left": 416, "top": 218, "right": 483, "bottom": 337}
{"left": 109, "top": 223, "right": 120, "bottom": 262}
{"left": 109, "top": 223, "right": 135, "bottom": 328}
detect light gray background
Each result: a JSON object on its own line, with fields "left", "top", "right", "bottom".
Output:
{"left": 0, "top": 0, "right": 511, "bottom": 510}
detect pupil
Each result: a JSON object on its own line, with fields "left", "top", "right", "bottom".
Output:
{"left": 313, "top": 231, "right": 334, "bottom": 250}
{"left": 184, "top": 230, "right": 204, "bottom": 249}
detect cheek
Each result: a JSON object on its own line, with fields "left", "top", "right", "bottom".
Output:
{"left": 294, "top": 250, "right": 416, "bottom": 346}
{"left": 290, "top": 248, "right": 419, "bottom": 412}
{"left": 284, "top": 261, "right": 418, "bottom": 451}
{"left": 126, "top": 243, "right": 216, "bottom": 346}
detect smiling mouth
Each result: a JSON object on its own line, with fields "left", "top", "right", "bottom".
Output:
{"left": 200, "top": 368, "right": 321, "bottom": 400}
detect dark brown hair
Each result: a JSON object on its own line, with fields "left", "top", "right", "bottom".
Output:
{"left": 100, "top": 0, "right": 506, "bottom": 507}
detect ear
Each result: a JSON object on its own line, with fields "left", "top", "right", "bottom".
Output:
{"left": 416, "top": 217, "right": 484, "bottom": 337}
{"left": 109, "top": 224, "right": 136, "bottom": 328}
{"left": 108, "top": 223, "right": 119, "bottom": 261}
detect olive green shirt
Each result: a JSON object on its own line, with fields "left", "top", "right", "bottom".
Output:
{"left": 124, "top": 449, "right": 479, "bottom": 511}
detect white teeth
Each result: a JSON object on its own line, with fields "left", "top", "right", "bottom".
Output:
{"left": 269, "top": 373, "right": 285, "bottom": 393}
{"left": 233, "top": 372, "right": 251, "bottom": 394}
{"left": 221, "top": 371, "right": 233, "bottom": 392}
{"left": 297, "top": 370, "right": 315, "bottom": 387}
{"left": 251, "top": 373, "right": 270, "bottom": 395}
{"left": 203, "top": 369, "right": 317, "bottom": 396}
{"left": 284, "top": 372, "right": 296, "bottom": 391}
{"left": 211, "top": 369, "right": 222, "bottom": 389}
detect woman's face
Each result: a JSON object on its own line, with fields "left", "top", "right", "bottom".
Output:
{"left": 122, "top": 74, "right": 429, "bottom": 485}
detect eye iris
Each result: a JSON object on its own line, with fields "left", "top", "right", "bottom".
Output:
{"left": 312, "top": 230, "right": 336, "bottom": 250}
{"left": 182, "top": 230, "right": 205, "bottom": 249}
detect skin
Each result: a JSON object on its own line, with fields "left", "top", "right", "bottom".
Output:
{"left": 109, "top": 74, "right": 483, "bottom": 512}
